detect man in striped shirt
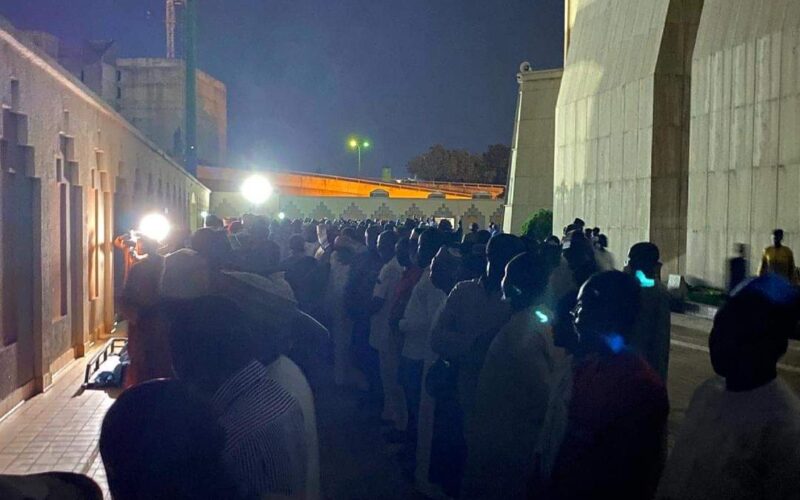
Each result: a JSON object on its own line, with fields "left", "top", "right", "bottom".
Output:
{"left": 168, "top": 296, "right": 308, "bottom": 499}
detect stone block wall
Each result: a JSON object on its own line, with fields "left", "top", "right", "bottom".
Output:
{"left": 504, "top": 68, "right": 562, "bottom": 235}
{"left": 197, "top": 71, "right": 227, "bottom": 167}
{"left": 117, "top": 59, "right": 186, "bottom": 159}
{"left": 651, "top": 0, "right": 703, "bottom": 275}
{"left": 0, "top": 18, "right": 209, "bottom": 414}
{"left": 117, "top": 59, "right": 227, "bottom": 166}
{"left": 554, "top": 0, "right": 701, "bottom": 277}
{"left": 686, "top": 0, "right": 800, "bottom": 286}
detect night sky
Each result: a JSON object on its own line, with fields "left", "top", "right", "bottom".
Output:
{"left": 0, "top": 0, "right": 563, "bottom": 177}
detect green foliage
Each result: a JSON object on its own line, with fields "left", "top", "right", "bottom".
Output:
{"left": 521, "top": 209, "right": 553, "bottom": 241}
{"left": 406, "top": 144, "right": 510, "bottom": 184}
{"left": 687, "top": 286, "right": 727, "bottom": 307}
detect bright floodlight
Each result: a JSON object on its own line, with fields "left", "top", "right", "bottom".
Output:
{"left": 349, "top": 138, "right": 358, "bottom": 149}
{"left": 240, "top": 174, "right": 273, "bottom": 205}
{"left": 200, "top": 210, "right": 209, "bottom": 219}
{"left": 278, "top": 212, "right": 286, "bottom": 220}
{"left": 138, "top": 213, "right": 171, "bottom": 242}
{"left": 363, "top": 141, "right": 370, "bottom": 148}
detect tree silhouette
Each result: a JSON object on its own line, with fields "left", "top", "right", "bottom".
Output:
{"left": 406, "top": 144, "right": 510, "bottom": 184}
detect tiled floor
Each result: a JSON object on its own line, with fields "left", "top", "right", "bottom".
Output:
{"left": 0, "top": 351, "right": 115, "bottom": 497}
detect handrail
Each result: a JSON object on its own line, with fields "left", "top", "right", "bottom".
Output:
{"left": 396, "top": 179, "right": 506, "bottom": 189}
{"left": 198, "top": 166, "right": 477, "bottom": 198}
{"left": 83, "top": 337, "right": 127, "bottom": 388}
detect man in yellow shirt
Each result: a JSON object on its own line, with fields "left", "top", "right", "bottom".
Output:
{"left": 758, "top": 229, "right": 797, "bottom": 284}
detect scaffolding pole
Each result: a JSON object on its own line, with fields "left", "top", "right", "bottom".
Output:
{"left": 166, "top": 0, "right": 177, "bottom": 58}
{"left": 184, "top": 0, "right": 197, "bottom": 174}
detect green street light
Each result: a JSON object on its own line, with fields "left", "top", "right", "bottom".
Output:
{"left": 347, "top": 136, "right": 371, "bottom": 177}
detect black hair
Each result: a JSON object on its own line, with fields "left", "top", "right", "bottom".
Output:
{"left": 628, "top": 242, "right": 660, "bottom": 272}
{"left": 710, "top": 275, "right": 800, "bottom": 384}
{"left": 576, "top": 271, "right": 641, "bottom": 342}
{"left": 289, "top": 234, "right": 306, "bottom": 254}
{"left": 191, "top": 227, "right": 232, "bottom": 270}
{"left": 167, "top": 296, "right": 259, "bottom": 395}
{"left": 564, "top": 232, "right": 598, "bottom": 285}
{"left": 341, "top": 227, "right": 357, "bottom": 242}
{"left": 100, "top": 379, "right": 240, "bottom": 500}
{"left": 475, "top": 230, "right": 492, "bottom": 245}
{"left": 418, "top": 228, "right": 445, "bottom": 268}
{"left": 486, "top": 234, "right": 526, "bottom": 291}
{"left": 503, "top": 251, "right": 551, "bottom": 311}
{"left": 396, "top": 237, "right": 413, "bottom": 268}
{"left": 365, "top": 225, "right": 381, "bottom": 248}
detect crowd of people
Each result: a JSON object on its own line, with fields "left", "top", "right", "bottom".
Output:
{"left": 16, "top": 213, "right": 799, "bottom": 500}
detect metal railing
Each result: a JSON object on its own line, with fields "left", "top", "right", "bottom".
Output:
{"left": 83, "top": 337, "right": 127, "bottom": 389}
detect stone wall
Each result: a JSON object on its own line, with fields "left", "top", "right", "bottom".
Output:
{"left": 210, "top": 192, "right": 505, "bottom": 230}
{"left": 504, "top": 68, "right": 561, "bottom": 234}
{"left": 554, "top": 0, "right": 701, "bottom": 277}
{"left": 197, "top": 71, "right": 227, "bottom": 168}
{"left": 0, "top": 18, "right": 209, "bottom": 414}
{"left": 117, "top": 59, "right": 227, "bottom": 166}
{"left": 686, "top": 0, "right": 800, "bottom": 286}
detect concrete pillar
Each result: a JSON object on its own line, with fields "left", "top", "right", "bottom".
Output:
{"left": 554, "top": 0, "right": 702, "bottom": 278}
{"left": 504, "top": 67, "right": 562, "bottom": 235}
{"left": 564, "top": 0, "right": 580, "bottom": 59}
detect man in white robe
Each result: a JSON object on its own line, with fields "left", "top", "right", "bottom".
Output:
{"left": 657, "top": 275, "right": 800, "bottom": 500}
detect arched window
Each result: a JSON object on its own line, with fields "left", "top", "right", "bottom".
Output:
{"left": 369, "top": 189, "right": 389, "bottom": 198}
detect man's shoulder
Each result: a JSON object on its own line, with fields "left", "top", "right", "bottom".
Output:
{"left": 381, "top": 259, "right": 403, "bottom": 277}
{"left": 588, "top": 351, "right": 667, "bottom": 393}
{"left": 452, "top": 278, "right": 482, "bottom": 293}
{"left": 689, "top": 376, "right": 726, "bottom": 404}
{"left": 642, "top": 282, "right": 671, "bottom": 302}
{"left": 410, "top": 271, "right": 432, "bottom": 292}
{"left": 216, "top": 364, "right": 302, "bottom": 424}
{"left": 495, "top": 313, "right": 547, "bottom": 350}
{"left": 279, "top": 255, "right": 298, "bottom": 266}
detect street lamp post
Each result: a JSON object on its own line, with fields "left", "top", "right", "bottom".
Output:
{"left": 348, "top": 137, "right": 370, "bottom": 177}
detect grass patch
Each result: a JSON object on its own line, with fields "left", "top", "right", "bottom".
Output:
{"left": 687, "top": 286, "right": 726, "bottom": 307}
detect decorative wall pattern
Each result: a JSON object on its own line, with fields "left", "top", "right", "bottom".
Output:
{"left": 462, "top": 204, "right": 486, "bottom": 230}
{"left": 371, "top": 202, "right": 397, "bottom": 222}
{"left": 281, "top": 200, "right": 303, "bottom": 220}
{"left": 341, "top": 202, "right": 367, "bottom": 221}
{"left": 209, "top": 193, "right": 505, "bottom": 230}
{"left": 490, "top": 205, "right": 506, "bottom": 226}
{"left": 310, "top": 202, "right": 334, "bottom": 221}
{"left": 431, "top": 203, "right": 454, "bottom": 219}
{"left": 403, "top": 203, "right": 425, "bottom": 221}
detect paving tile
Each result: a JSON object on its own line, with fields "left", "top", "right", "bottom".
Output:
{"left": 0, "top": 349, "right": 114, "bottom": 497}
{"left": 34, "top": 455, "right": 63, "bottom": 466}
{"left": 4, "top": 465, "right": 31, "bottom": 474}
